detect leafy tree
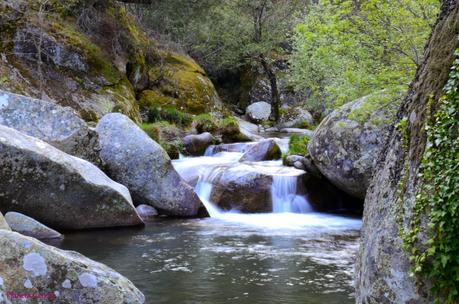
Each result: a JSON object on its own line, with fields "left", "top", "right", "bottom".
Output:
{"left": 289, "top": 0, "right": 439, "bottom": 113}
{"left": 132, "top": 0, "right": 308, "bottom": 121}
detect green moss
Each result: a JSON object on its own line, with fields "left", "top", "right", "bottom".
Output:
{"left": 282, "top": 134, "right": 310, "bottom": 161}
{"left": 145, "top": 50, "right": 220, "bottom": 114}
{"left": 348, "top": 87, "right": 405, "bottom": 125}
{"left": 146, "top": 106, "right": 192, "bottom": 127}
{"left": 217, "top": 116, "right": 251, "bottom": 143}
{"left": 46, "top": 20, "right": 122, "bottom": 84}
{"left": 194, "top": 114, "right": 218, "bottom": 133}
{"left": 140, "top": 121, "right": 184, "bottom": 159}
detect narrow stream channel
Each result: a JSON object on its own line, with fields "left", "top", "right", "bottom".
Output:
{"left": 51, "top": 135, "right": 362, "bottom": 304}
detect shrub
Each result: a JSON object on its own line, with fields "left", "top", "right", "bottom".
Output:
{"left": 283, "top": 134, "right": 310, "bottom": 161}
{"left": 194, "top": 113, "right": 218, "bottom": 133}
{"left": 146, "top": 106, "right": 193, "bottom": 127}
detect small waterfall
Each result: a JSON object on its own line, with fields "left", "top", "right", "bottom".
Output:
{"left": 271, "top": 175, "right": 312, "bottom": 214}
{"left": 195, "top": 182, "right": 222, "bottom": 217}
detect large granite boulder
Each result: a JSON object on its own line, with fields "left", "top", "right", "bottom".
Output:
{"left": 308, "top": 92, "right": 400, "bottom": 199}
{"left": 239, "top": 139, "right": 282, "bottom": 162}
{"left": 0, "top": 230, "right": 145, "bottom": 303}
{"left": 0, "top": 212, "right": 10, "bottom": 231}
{"left": 0, "top": 124, "right": 143, "bottom": 230}
{"left": 5, "top": 212, "right": 62, "bottom": 240}
{"left": 278, "top": 107, "right": 314, "bottom": 129}
{"left": 246, "top": 101, "right": 272, "bottom": 123}
{"left": 183, "top": 132, "right": 215, "bottom": 156}
{"left": 209, "top": 163, "right": 307, "bottom": 213}
{"left": 0, "top": 90, "right": 102, "bottom": 166}
{"left": 96, "top": 113, "right": 201, "bottom": 216}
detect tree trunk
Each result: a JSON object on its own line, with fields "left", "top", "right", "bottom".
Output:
{"left": 259, "top": 55, "right": 280, "bottom": 122}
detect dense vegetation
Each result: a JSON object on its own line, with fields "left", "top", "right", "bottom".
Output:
{"left": 129, "top": 0, "right": 439, "bottom": 118}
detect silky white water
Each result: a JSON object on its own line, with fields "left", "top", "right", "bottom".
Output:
{"left": 172, "top": 145, "right": 361, "bottom": 232}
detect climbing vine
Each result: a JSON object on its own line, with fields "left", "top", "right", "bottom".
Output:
{"left": 403, "top": 49, "right": 459, "bottom": 303}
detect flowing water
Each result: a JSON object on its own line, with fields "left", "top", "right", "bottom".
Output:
{"left": 52, "top": 138, "right": 362, "bottom": 304}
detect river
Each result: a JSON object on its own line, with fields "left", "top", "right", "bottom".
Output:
{"left": 50, "top": 136, "right": 362, "bottom": 304}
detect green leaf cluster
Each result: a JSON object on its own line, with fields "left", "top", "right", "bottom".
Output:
{"left": 290, "top": 0, "right": 439, "bottom": 112}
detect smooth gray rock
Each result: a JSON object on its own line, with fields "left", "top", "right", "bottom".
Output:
{"left": 96, "top": 113, "right": 201, "bottom": 216}
{"left": 205, "top": 142, "right": 258, "bottom": 156}
{"left": 246, "top": 101, "right": 271, "bottom": 123}
{"left": 0, "top": 212, "right": 10, "bottom": 231}
{"left": 0, "top": 124, "right": 143, "bottom": 230}
{"left": 239, "top": 139, "right": 282, "bottom": 162}
{"left": 0, "top": 90, "right": 102, "bottom": 166}
{"left": 5, "top": 212, "right": 62, "bottom": 239}
{"left": 308, "top": 93, "right": 399, "bottom": 199}
{"left": 280, "top": 128, "right": 314, "bottom": 137}
{"left": 278, "top": 107, "right": 314, "bottom": 128}
{"left": 183, "top": 132, "right": 215, "bottom": 156}
{"left": 136, "top": 205, "right": 158, "bottom": 221}
{"left": 235, "top": 117, "right": 264, "bottom": 141}
{"left": 284, "top": 155, "right": 320, "bottom": 175}
{"left": 0, "top": 230, "right": 145, "bottom": 303}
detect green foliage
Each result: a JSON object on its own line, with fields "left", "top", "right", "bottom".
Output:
{"left": 147, "top": 106, "right": 192, "bottom": 128}
{"left": 193, "top": 114, "right": 218, "bottom": 133}
{"left": 402, "top": 49, "right": 459, "bottom": 303}
{"left": 290, "top": 0, "right": 439, "bottom": 112}
{"left": 347, "top": 87, "right": 404, "bottom": 125}
{"left": 283, "top": 134, "right": 310, "bottom": 161}
{"left": 140, "top": 121, "right": 184, "bottom": 159}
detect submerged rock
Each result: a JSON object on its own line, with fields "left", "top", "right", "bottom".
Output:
{"left": 183, "top": 132, "right": 215, "bottom": 156}
{"left": 0, "top": 90, "right": 102, "bottom": 166}
{"left": 309, "top": 92, "right": 400, "bottom": 199}
{"left": 0, "top": 212, "right": 10, "bottom": 231}
{"left": 96, "top": 113, "right": 201, "bottom": 216}
{"left": 136, "top": 205, "right": 158, "bottom": 221}
{"left": 0, "top": 230, "right": 145, "bottom": 303}
{"left": 0, "top": 124, "right": 143, "bottom": 230}
{"left": 246, "top": 101, "right": 272, "bottom": 123}
{"left": 5, "top": 212, "right": 62, "bottom": 240}
{"left": 239, "top": 139, "right": 281, "bottom": 162}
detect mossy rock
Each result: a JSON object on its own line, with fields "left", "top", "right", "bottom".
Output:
{"left": 140, "top": 121, "right": 184, "bottom": 159}
{"left": 144, "top": 52, "right": 222, "bottom": 114}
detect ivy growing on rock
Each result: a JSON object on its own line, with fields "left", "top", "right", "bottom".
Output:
{"left": 403, "top": 49, "right": 459, "bottom": 303}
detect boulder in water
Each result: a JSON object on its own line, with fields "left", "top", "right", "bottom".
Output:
{"left": 308, "top": 92, "right": 400, "bottom": 199}
{"left": 5, "top": 212, "right": 62, "bottom": 240}
{"left": 183, "top": 132, "right": 215, "bottom": 156}
{"left": 0, "top": 212, "right": 10, "bottom": 231}
{"left": 136, "top": 205, "right": 158, "bottom": 221}
{"left": 0, "top": 90, "right": 102, "bottom": 166}
{"left": 208, "top": 163, "right": 307, "bottom": 213}
{"left": 0, "top": 230, "right": 145, "bottom": 303}
{"left": 96, "top": 113, "right": 202, "bottom": 216}
{"left": 205, "top": 142, "right": 257, "bottom": 156}
{"left": 0, "top": 124, "right": 143, "bottom": 230}
{"left": 246, "top": 102, "right": 272, "bottom": 123}
{"left": 239, "top": 139, "right": 282, "bottom": 162}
